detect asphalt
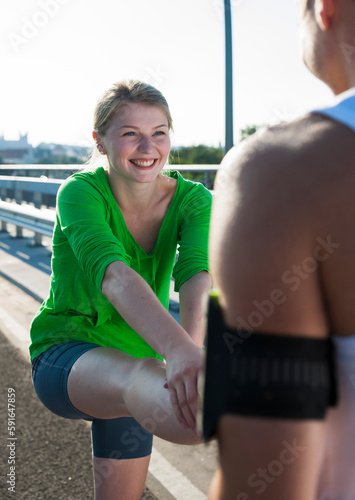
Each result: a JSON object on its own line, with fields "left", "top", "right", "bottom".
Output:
{"left": 0, "top": 328, "right": 160, "bottom": 500}
{"left": 1, "top": 328, "right": 93, "bottom": 499}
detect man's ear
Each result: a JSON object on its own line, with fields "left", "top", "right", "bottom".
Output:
{"left": 315, "top": 0, "right": 336, "bottom": 30}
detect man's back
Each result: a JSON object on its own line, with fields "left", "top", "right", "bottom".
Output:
{"left": 211, "top": 111, "right": 355, "bottom": 339}
{"left": 209, "top": 94, "right": 355, "bottom": 499}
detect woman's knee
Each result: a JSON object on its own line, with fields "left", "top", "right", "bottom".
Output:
{"left": 125, "top": 356, "right": 166, "bottom": 388}
{"left": 136, "top": 356, "right": 165, "bottom": 374}
{"left": 123, "top": 357, "right": 169, "bottom": 412}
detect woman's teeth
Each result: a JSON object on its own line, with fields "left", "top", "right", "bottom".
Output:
{"left": 131, "top": 160, "right": 155, "bottom": 167}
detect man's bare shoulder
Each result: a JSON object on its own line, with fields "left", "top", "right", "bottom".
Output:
{"left": 211, "top": 114, "right": 355, "bottom": 335}
{"left": 216, "top": 113, "right": 355, "bottom": 209}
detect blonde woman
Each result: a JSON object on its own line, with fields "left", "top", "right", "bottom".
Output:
{"left": 30, "top": 80, "right": 212, "bottom": 500}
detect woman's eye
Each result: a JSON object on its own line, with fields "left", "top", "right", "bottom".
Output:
{"left": 123, "top": 131, "right": 136, "bottom": 136}
{"left": 154, "top": 131, "right": 166, "bottom": 136}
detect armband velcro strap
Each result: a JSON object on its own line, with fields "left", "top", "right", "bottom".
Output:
{"left": 202, "top": 296, "right": 338, "bottom": 440}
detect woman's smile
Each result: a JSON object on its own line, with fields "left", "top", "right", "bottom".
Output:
{"left": 130, "top": 158, "right": 159, "bottom": 168}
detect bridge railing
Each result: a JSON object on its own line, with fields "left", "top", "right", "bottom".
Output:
{"left": 0, "top": 200, "right": 55, "bottom": 244}
{"left": 0, "top": 164, "right": 218, "bottom": 187}
{"left": 0, "top": 164, "right": 218, "bottom": 245}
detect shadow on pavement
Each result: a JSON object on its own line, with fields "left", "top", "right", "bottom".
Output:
{"left": 0, "top": 331, "right": 157, "bottom": 500}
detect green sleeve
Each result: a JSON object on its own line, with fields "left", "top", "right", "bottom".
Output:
{"left": 57, "top": 176, "right": 131, "bottom": 291}
{"left": 173, "top": 183, "right": 212, "bottom": 292}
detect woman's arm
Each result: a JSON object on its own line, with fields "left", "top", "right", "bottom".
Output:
{"left": 102, "top": 260, "right": 191, "bottom": 357}
{"left": 179, "top": 271, "right": 212, "bottom": 347}
{"left": 101, "top": 260, "right": 203, "bottom": 430}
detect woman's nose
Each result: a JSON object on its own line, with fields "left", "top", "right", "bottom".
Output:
{"left": 138, "top": 135, "right": 154, "bottom": 153}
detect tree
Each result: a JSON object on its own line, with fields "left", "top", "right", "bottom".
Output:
{"left": 240, "top": 124, "right": 262, "bottom": 141}
{"left": 170, "top": 145, "right": 223, "bottom": 165}
{"left": 169, "top": 145, "right": 223, "bottom": 185}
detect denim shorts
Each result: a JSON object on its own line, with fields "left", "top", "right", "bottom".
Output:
{"left": 31, "top": 341, "right": 153, "bottom": 459}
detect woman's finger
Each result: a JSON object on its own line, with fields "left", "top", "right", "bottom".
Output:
{"left": 184, "top": 373, "right": 199, "bottom": 420}
{"left": 174, "top": 379, "right": 196, "bottom": 429}
{"left": 168, "top": 386, "right": 188, "bottom": 429}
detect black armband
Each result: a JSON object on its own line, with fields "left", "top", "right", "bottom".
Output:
{"left": 202, "top": 296, "right": 338, "bottom": 440}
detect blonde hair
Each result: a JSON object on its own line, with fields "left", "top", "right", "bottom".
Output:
{"left": 87, "top": 80, "right": 173, "bottom": 168}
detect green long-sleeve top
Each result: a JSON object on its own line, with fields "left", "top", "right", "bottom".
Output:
{"left": 29, "top": 167, "right": 212, "bottom": 362}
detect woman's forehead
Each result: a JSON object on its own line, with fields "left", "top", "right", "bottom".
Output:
{"left": 112, "top": 102, "right": 169, "bottom": 127}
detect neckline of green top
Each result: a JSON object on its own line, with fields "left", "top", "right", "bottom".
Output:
{"left": 97, "top": 166, "right": 182, "bottom": 257}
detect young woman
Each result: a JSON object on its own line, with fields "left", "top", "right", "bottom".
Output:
{"left": 30, "top": 80, "right": 212, "bottom": 499}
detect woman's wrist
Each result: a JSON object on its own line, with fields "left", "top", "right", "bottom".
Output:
{"left": 163, "top": 328, "right": 196, "bottom": 360}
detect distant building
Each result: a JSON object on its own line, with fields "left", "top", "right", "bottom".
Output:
{"left": 0, "top": 133, "right": 34, "bottom": 164}
{"left": 0, "top": 134, "right": 89, "bottom": 164}
{"left": 34, "top": 143, "right": 89, "bottom": 163}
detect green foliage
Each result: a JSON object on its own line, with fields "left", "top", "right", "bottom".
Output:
{"left": 240, "top": 124, "right": 261, "bottom": 141}
{"left": 169, "top": 144, "right": 223, "bottom": 184}
{"left": 35, "top": 155, "right": 83, "bottom": 165}
{"left": 170, "top": 145, "right": 223, "bottom": 165}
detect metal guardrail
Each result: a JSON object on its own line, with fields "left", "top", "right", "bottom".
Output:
{"left": 0, "top": 201, "right": 55, "bottom": 244}
{"left": 0, "top": 175, "right": 62, "bottom": 193}
{"left": 0, "top": 164, "right": 218, "bottom": 245}
{"left": 0, "top": 164, "right": 218, "bottom": 188}
{"left": 0, "top": 176, "right": 62, "bottom": 207}
{"left": 0, "top": 165, "right": 80, "bottom": 179}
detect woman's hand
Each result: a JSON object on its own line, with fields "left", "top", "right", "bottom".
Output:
{"left": 102, "top": 262, "right": 207, "bottom": 431}
{"left": 164, "top": 337, "right": 204, "bottom": 431}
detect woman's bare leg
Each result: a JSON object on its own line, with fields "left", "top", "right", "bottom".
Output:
{"left": 67, "top": 347, "right": 201, "bottom": 444}
{"left": 67, "top": 348, "right": 202, "bottom": 498}
{"left": 93, "top": 456, "right": 150, "bottom": 500}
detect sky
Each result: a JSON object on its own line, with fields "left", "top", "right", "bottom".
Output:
{"left": 1, "top": 0, "right": 334, "bottom": 150}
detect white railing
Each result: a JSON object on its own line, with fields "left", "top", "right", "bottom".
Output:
{"left": 0, "top": 164, "right": 218, "bottom": 245}
{"left": 0, "top": 200, "right": 55, "bottom": 244}
{"left": 0, "top": 164, "right": 217, "bottom": 186}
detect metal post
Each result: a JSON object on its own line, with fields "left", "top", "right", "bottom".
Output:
{"left": 14, "top": 188, "right": 23, "bottom": 238}
{"left": 224, "top": 0, "right": 234, "bottom": 154}
{"left": 33, "top": 191, "right": 43, "bottom": 246}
